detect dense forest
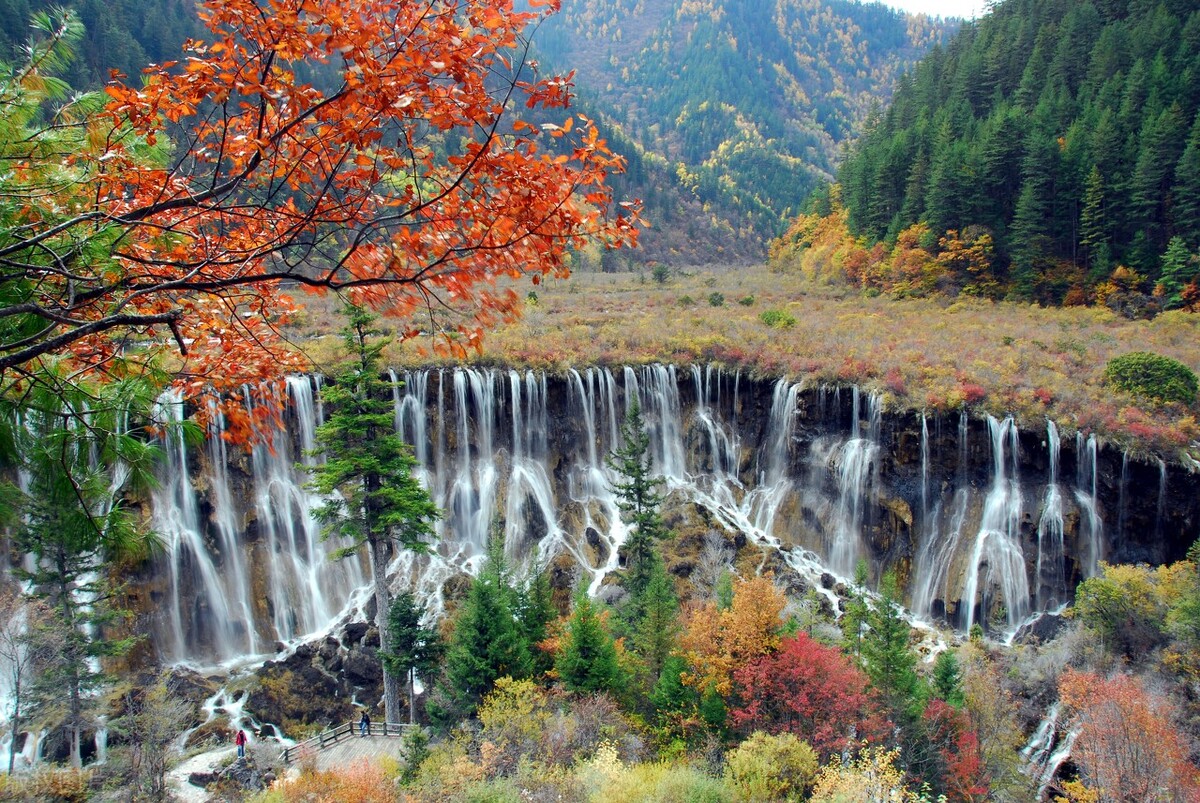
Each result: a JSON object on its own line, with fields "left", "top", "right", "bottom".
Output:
{"left": 0, "top": 0, "right": 198, "bottom": 86}
{"left": 532, "top": 0, "right": 954, "bottom": 264}
{"left": 820, "top": 0, "right": 1200, "bottom": 305}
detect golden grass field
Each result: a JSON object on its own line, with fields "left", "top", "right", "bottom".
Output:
{"left": 287, "top": 263, "right": 1200, "bottom": 463}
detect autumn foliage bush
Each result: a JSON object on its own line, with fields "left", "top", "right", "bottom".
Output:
{"left": 723, "top": 730, "right": 818, "bottom": 801}
{"left": 256, "top": 759, "right": 396, "bottom": 803}
{"left": 729, "top": 633, "right": 888, "bottom": 761}
{"left": 1058, "top": 669, "right": 1200, "bottom": 802}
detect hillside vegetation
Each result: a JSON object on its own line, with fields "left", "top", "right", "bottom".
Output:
{"left": 0, "top": 0, "right": 199, "bottom": 86}
{"left": 531, "top": 0, "right": 954, "bottom": 265}
{"left": 801, "top": 0, "right": 1200, "bottom": 306}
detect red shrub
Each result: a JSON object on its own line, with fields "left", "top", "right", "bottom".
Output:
{"left": 730, "top": 633, "right": 890, "bottom": 761}
{"left": 923, "top": 699, "right": 990, "bottom": 803}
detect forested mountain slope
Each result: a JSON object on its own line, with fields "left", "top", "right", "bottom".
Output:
{"left": 532, "top": 0, "right": 954, "bottom": 265}
{"left": 830, "top": 0, "right": 1200, "bottom": 303}
{"left": 1, "top": 0, "right": 951, "bottom": 267}
{"left": 0, "top": 0, "right": 199, "bottom": 86}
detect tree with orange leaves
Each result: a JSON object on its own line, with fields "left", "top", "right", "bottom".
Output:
{"left": 1057, "top": 668, "right": 1200, "bottom": 802}
{"left": 0, "top": 0, "right": 639, "bottom": 434}
{"left": 677, "top": 573, "right": 786, "bottom": 699}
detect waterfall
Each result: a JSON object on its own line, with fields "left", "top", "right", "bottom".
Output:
{"left": 826, "top": 389, "right": 880, "bottom": 578}
{"left": 151, "top": 380, "right": 366, "bottom": 668}
{"left": 912, "top": 413, "right": 968, "bottom": 620}
{"left": 1117, "top": 450, "right": 1129, "bottom": 544}
{"left": 690, "top": 365, "right": 740, "bottom": 478}
{"left": 1035, "top": 421, "right": 1066, "bottom": 609}
{"left": 634, "top": 365, "right": 687, "bottom": 482}
{"left": 144, "top": 366, "right": 1162, "bottom": 662}
{"left": 151, "top": 391, "right": 247, "bottom": 663}
{"left": 1022, "top": 702, "right": 1077, "bottom": 797}
{"left": 250, "top": 378, "right": 365, "bottom": 644}
{"left": 1155, "top": 459, "right": 1167, "bottom": 542}
{"left": 959, "top": 416, "right": 1030, "bottom": 631}
{"left": 1074, "top": 433, "right": 1103, "bottom": 578}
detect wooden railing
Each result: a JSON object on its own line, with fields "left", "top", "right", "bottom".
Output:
{"left": 280, "top": 720, "right": 412, "bottom": 764}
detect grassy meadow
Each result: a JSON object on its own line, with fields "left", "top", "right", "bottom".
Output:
{"left": 290, "top": 264, "right": 1200, "bottom": 464}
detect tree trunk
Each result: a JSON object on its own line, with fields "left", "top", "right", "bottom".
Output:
{"left": 8, "top": 711, "right": 19, "bottom": 774}
{"left": 409, "top": 668, "right": 416, "bottom": 725}
{"left": 370, "top": 536, "right": 401, "bottom": 725}
{"left": 69, "top": 722, "right": 81, "bottom": 770}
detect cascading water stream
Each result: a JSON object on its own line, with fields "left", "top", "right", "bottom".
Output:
{"left": 1035, "top": 421, "right": 1066, "bottom": 610}
{"left": 150, "top": 380, "right": 366, "bottom": 668}
{"left": 151, "top": 391, "right": 246, "bottom": 663}
{"left": 824, "top": 389, "right": 880, "bottom": 578}
{"left": 146, "top": 365, "right": 1133, "bottom": 666}
{"left": 959, "top": 416, "right": 1030, "bottom": 631}
{"left": 1074, "top": 433, "right": 1103, "bottom": 578}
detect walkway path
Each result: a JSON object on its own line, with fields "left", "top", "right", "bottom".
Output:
{"left": 305, "top": 731, "right": 407, "bottom": 771}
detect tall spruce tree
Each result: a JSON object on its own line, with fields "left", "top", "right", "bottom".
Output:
{"left": 307, "top": 303, "right": 440, "bottom": 725}
{"left": 630, "top": 558, "right": 679, "bottom": 684}
{"left": 1158, "top": 237, "right": 1197, "bottom": 309}
{"left": 437, "top": 536, "right": 531, "bottom": 721}
{"left": 515, "top": 563, "right": 558, "bottom": 677}
{"left": 1080, "top": 165, "right": 1110, "bottom": 278}
{"left": 607, "top": 399, "right": 670, "bottom": 599}
{"left": 862, "top": 571, "right": 924, "bottom": 721}
{"left": 1171, "top": 113, "right": 1200, "bottom": 247}
{"left": 556, "top": 591, "right": 623, "bottom": 695}
{"left": 382, "top": 591, "right": 443, "bottom": 725}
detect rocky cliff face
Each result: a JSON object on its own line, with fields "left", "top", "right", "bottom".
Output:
{"left": 131, "top": 365, "right": 1200, "bottom": 676}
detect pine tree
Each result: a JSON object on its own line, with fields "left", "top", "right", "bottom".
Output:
{"left": 841, "top": 560, "right": 870, "bottom": 660}
{"left": 556, "top": 591, "right": 623, "bottom": 695}
{"left": 307, "top": 303, "right": 440, "bottom": 724}
{"left": 1170, "top": 112, "right": 1200, "bottom": 246}
{"left": 1008, "top": 131, "right": 1058, "bottom": 297}
{"left": 1080, "top": 165, "right": 1110, "bottom": 278}
{"left": 607, "top": 399, "right": 670, "bottom": 599}
{"left": 931, "top": 650, "right": 965, "bottom": 708}
{"left": 515, "top": 564, "right": 558, "bottom": 677}
{"left": 1129, "top": 104, "right": 1187, "bottom": 268}
{"left": 862, "top": 571, "right": 925, "bottom": 722}
{"left": 1158, "top": 237, "right": 1197, "bottom": 309}
{"left": 630, "top": 558, "right": 679, "bottom": 683}
{"left": 382, "top": 591, "right": 443, "bottom": 725}
{"left": 437, "top": 541, "right": 530, "bottom": 720}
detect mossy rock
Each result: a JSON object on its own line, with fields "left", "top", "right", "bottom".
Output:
{"left": 185, "top": 715, "right": 232, "bottom": 749}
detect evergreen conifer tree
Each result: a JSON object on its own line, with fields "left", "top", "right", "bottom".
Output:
{"left": 1158, "top": 237, "right": 1197, "bottom": 309}
{"left": 556, "top": 591, "right": 623, "bottom": 695}
{"left": 437, "top": 537, "right": 530, "bottom": 720}
{"left": 9, "top": 375, "right": 161, "bottom": 768}
{"left": 651, "top": 653, "right": 700, "bottom": 741}
{"left": 931, "top": 650, "right": 965, "bottom": 708}
{"left": 382, "top": 591, "right": 443, "bottom": 725}
{"left": 862, "top": 571, "right": 924, "bottom": 721}
{"left": 515, "top": 563, "right": 558, "bottom": 677}
{"left": 307, "top": 303, "right": 440, "bottom": 724}
{"left": 1171, "top": 113, "right": 1200, "bottom": 246}
{"left": 840, "top": 560, "right": 870, "bottom": 660}
{"left": 607, "top": 399, "right": 670, "bottom": 599}
{"left": 630, "top": 559, "right": 679, "bottom": 683}
{"left": 1080, "top": 165, "right": 1110, "bottom": 278}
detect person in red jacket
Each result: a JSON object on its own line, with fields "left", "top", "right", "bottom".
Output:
{"left": 235, "top": 728, "right": 247, "bottom": 759}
